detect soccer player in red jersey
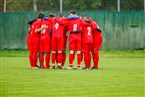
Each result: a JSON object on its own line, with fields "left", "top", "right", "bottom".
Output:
{"left": 27, "top": 25, "right": 32, "bottom": 51}
{"left": 61, "top": 25, "right": 68, "bottom": 67}
{"left": 27, "top": 26, "right": 32, "bottom": 67}
{"left": 90, "top": 18, "right": 103, "bottom": 69}
{"left": 81, "top": 16, "right": 93, "bottom": 69}
{"left": 51, "top": 14, "right": 66, "bottom": 69}
{"left": 27, "top": 19, "right": 36, "bottom": 68}
{"left": 30, "top": 13, "right": 45, "bottom": 69}
{"left": 66, "top": 10, "right": 83, "bottom": 69}
{"left": 39, "top": 17, "right": 52, "bottom": 69}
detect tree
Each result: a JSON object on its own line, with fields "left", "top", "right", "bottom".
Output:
{"left": 0, "top": 0, "right": 4, "bottom": 12}
{"left": 6, "top": 0, "right": 33, "bottom": 12}
{"left": 1, "top": 0, "right": 144, "bottom": 12}
{"left": 99, "top": 0, "right": 117, "bottom": 11}
{"left": 63, "top": 0, "right": 101, "bottom": 11}
{"left": 121, "top": 0, "right": 144, "bottom": 11}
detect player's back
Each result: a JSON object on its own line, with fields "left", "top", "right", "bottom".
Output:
{"left": 40, "top": 20, "right": 51, "bottom": 37}
{"left": 67, "top": 18, "right": 82, "bottom": 31}
{"left": 52, "top": 18, "right": 65, "bottom": 38}
{"left": 67, "top": 18, "right": 82, "bottom": 40}
{"left": 82, "top": 21, "right": 93, "bottom": 44}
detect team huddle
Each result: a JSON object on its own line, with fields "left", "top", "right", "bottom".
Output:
{"left": 27, "top": 10, "right": 103, "bottom": 70}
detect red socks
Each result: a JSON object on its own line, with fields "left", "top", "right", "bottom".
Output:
{"left": 77, "top": 54, "right": 82, "bottom": 67}
{"left": 39, "top": 53, "right": 45, "bottom": 68}
{"left": 62, "top": 52, "right": 66, "bottom": 66}
{"left": 84, "top": 53, "right": 91, "bottom": 68}
{"left": 69, "top": 54, "right": 75, "bottom": 67}
{"left": 93, "top": 52, "right": 99, "bottom": 68}
{"left": 69, "top": 53, "right": 82, "bottom": 68}
{"left": 29, "top": 51, "right": 33, "bottom": 67}
{"left": 39, "top": 52, "right": 50, "bottom": 69}
{"left": 32, "top": 51, "right": 38, "bottom": 67}
{"left": 45, "top": 53, "right": 50, "bottom": 68}
{"left": 57, "top": 53, "right": 62, "bottom": 66}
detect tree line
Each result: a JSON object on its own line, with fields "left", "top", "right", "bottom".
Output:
{"left": 0, "top": 0, "right": 144, "bottom": 12}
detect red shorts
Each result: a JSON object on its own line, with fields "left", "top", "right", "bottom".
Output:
{"left": 40, "top": 37, "right": 51, "bottom": 52}
{"left": 51, "top": 37, "right": 64, "bottom": 51}
{"left": 82, "top": 43, "right": 92, "bottom": 53}
{"left": 31, "top": 42, "right": 39, "bottom": 52}
{"left": 69, "top": 39, "right": 81, "bottom": 51}
{"left": 92, "top": 35, "right": 103, "bottom": 52}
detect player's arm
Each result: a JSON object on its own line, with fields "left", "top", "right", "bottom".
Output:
{"left": 92, "top": 21, "right": 102, "bottom": 33}
{"left": 28, "top": 27, "right": 31, "bottom": 33}
{"left": 94, "top": 22, "right": 102, "bottom": 33}
{"left": 28, "top": 19, "right": 36, "bottom": 25}
{"left": 95, "top": 28, "right": 102, "bottom": 32}
{"left": 70, "top": 30, "right": 82, "bottom": 34}
{"left": 66, "top": 31, "right": 70, "bottom": 37}
{"left": 35, "top": 25, "right": 47, "bottom": 33}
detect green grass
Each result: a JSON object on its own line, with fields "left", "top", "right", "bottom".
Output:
{"left": 0, "top": 50, "right": 144, "bottom": 97}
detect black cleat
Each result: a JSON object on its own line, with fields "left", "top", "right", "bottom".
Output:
{"left": 52, "top": 66, "right": 55, "bottom": 69}
{"left": 82, "top": 67, "right": 91, "bottom": 70}
{"left": 82, "top": 67, "right": 87, "bottom": 69}
{"left": 91, "top": 67, "right": 98, "bottom": 70}
{"left": 36, "top": 65, "right": 41, "bottom": 68}
{"left": 57, "top": 66, "right": 62, "bottom": 69}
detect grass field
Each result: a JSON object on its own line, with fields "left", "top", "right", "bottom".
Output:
{"left": 0, "top": 50, "right": 144, "bottom": 97}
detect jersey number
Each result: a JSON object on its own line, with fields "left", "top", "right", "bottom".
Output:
{"left": 55, "top": 23, "right": 59, "bottom": 30}
{"left": 73, "top": 24, "right": 77, "bottom": 31}
{"left": 87, "top": 27, "right": 91, "bottom": 36}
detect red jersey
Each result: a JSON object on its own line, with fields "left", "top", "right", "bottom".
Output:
{"left": 27, "top": 26, "right": 32, "bottom": 42}
{"left": 31, "top": 20, "right": 42, "bottom": 43}
{"left": 91, "top": 20, "right": 101, "bottom": 39}
{"left": 82, "top": 21, "right": 93, "bottom": 44}
{"left": 52, "top": 18, "right": 65, "bottom": 38}
{"left": 40, "top": 20, "right": 51, "bottom": 37}
{"left": 66, "top": 18, "right": 82, "bottom": 41}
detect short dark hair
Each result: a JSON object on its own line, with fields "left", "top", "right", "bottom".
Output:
{"left": 28, "top": 19, "right": 36, "bottom": 25}
{"left": 80, "top": 14, "right": 86, "bottom": 17}
{"left": 49, "top": 12, "right": 56, "bottom": 17}
{"left": 59, "top": 13, "right": 64, "bottom": 17}
{"left": 37, "top": 13, "right": 45, "bottom": 19}
{"left": 70, "top": 10, "right": 76, "bottom": 14}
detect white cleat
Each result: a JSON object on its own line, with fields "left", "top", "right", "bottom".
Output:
{"left": 77, "top": 67, "right": 82, "bottom": 70}
{"left": 77, "top": 65, "right": 82, "bottom": 70}
{"left": 67, "top": 67, "right": 73, "bottom": 70}
{"left": 31, "top": 67, "right": 37, "bottom": 69}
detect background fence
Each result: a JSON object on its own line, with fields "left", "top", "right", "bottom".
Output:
{"left": 0, "top": 11, "right": 145, "bottom": 50}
